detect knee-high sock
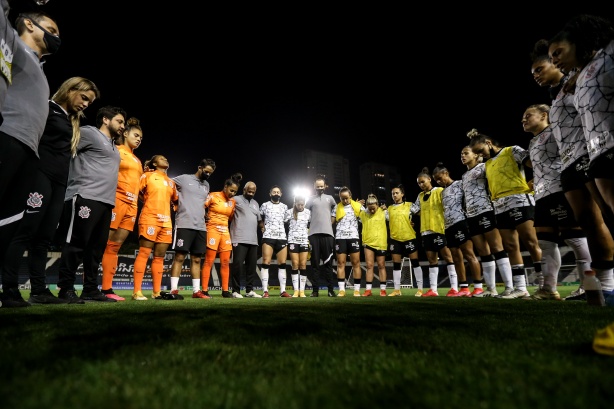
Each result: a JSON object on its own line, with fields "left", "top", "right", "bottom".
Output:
{"left": 564, "top": 237, "right": 591, "bottom": 288}
{"left": 447, "top": 263, "right": 458, "bottom": 291}
{"left": 261, "top": 265, "right": 269, "bottom": 292}
{"left": 495, "top": 251, "right": 513, "bottom": 289}
{"left": 200, "top": 249, "right": 217, "bottom": 291}
{"left": 299, "top": 269, "right": 307, "bottom": 291}
{"left": 279, "top": 268, "right": 287, "bottom": 292}
{"left": 512, "top": 265, "right": 527, "bottom": 291}
{"left": 291, "top": 270, "right": 299, "bottom": 291}
{"left": 429, "top": 265, "right": 439, "bottom": 291}
{"left": 101, "top": 240, "right": 121, "bottom": 291}
{"left": 133, "top": 247, "right": 151, "bottom": 293}
{"left": 151, "top": 256, "right": 164, "bottom": 294}
{"left": 538, "top": 238, "right": 560, "bottom": 292}
{"left": 219, "top": 251, "right": 231, "bottom": 291}
{"left": 481, "top": 256, "right": 496, "bottom": 289}
{"left": 412, "top": 260, "right": 424, "bottom": 290}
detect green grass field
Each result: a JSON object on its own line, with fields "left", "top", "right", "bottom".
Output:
{"left": 1, "top": 285, "right": 613, "bottom": 409}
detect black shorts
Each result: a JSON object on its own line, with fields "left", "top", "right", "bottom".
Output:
{"left": 364, "top": 245, "right": 387, "bottom": 257}
{"left": 288, "top": 243, "right": 309, "bottom": 253}
{"left": 173, "top": 228, "right": 207, "bottom": 255}
{"left": 588, "top": 148, "right": 614, "bottom": 180}
{"left": 444, "top": 220, "right": 471, "bottom": 248}
{"left": 388, "top": 238, "right": 419, "bottom": 256}
{"left": 335, "top": 238, "right": 361, "bottom": 254}
{"left": 561, "top": 155, "right": 590, "bottom": 192}
{"left": 534, "top": 192, "right": 579, "bottom": 229}
{"left": 421, "top": 233, "right": 447, "bottom": 252}
{"left": 262, "top": 238, "right": 288, "bottom": 253}
{"left": 495, "top": 205, "right": 534, "bottom": 229}
{"left": 466, "top": 211, "right": 497, "bottom": 235}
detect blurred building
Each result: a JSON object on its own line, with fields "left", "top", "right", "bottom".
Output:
{"left": 303, "top": 149, "right": 351, "bottom": 198}
{"left": 359, "top": 162, "right": 402, "bottom": 203}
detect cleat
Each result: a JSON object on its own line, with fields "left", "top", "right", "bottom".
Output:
{"left": 80, "top": 289, "right": 117, "bottom": 302}
{"left": 414, "top": 290, "right": 423, "bottom": 297}
{"left": 495, "top": 287, "right": 514, "bottom": 298}
{"left": 380, "top": 289, "right": 387, "bottom": 297}
{"left": 422, "top": 289, "right": 439, "bottom": 297}
{"left": 500, "top": 288, "right": 530, "bottom": 299}
{"left": 132, "top": 291, "right": 147, "bottom": 301}
{"left": 280, "top": 291, "right": 292, "bottom": 298}
{"left": 454, "top": 287, "right": 472, "bottom": 297}
{"left": 328, "top": 289, "right": 337, "bottom": 297}
{"left": 160, "top": 291, "right": 182, "bottom": 300}
{"left": 245, "top": 291, "right": 262, "bottom": 298}
{"left": 101, "top": 289, "right": 125, "bottom": 301}
{"left": 263, "top": 291, "right": 270, "bottom": 298}
{"left": 446, "top": 288, "right": 459, "bottom": 297}
{"left": 151, "top": 292, "right": 163, "bottom": 300}
{"left": 481, "top": 288, "right": 499, "bottom": 297}
{"left": 565, "top": 288, "right": 586, "bottom": 301}
{"left": 309, "top": 292, "right": 319, "bottom": 298}
{"left": 232, "top": 292, "right": 243, "bottom": 299}
{"left": 192, "top": 290, "right": 210, "bottom": 299}
{"left": 353, "top": 290, "right": 361, "bottom": 297}
{"left": 388, "top": 289, "right": 402, "bottom": 297}
{"left": 292, "top": 290, "right": 300, "bottom": 298}
{"left": 362, "top": 290, "right": 373, "bottom": 297}
{"left": 170, "top": 289, "right": 184, "bottom": 300}
{"left": 222, "top": 291, "right": 232, "bottom": 298}
{"left": 337, "top": 290, "right": 346, "bottom": 297}
{"left": 471, "top": 288, "right": 484, "bottom": 297}
{"left": 299, "top": 291, "right": 306, "bottom": 298}
{"left": 524, "top": 288, "right": 561, "bottom": 301}
{"left": 28, "top": 289, "right": 69, "bottom": 304}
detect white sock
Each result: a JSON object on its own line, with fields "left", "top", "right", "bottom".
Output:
{"left": 300, "top": 273, "right": 307, "bottom": 291}
{"left": 171, "top": 276, "right": 180, "bottom": 291}
{"left": 447, "top": 264, "right": 458, "bottom": 291}
{"left": 292, "top": 272, "right": 299, "bottom": 291}
{"left": 482, "top": 260, "right": 496, "bottom": 289}
{"left": 261, "top": 267, "right": 269, "bottom": 292}
{"left": 512, "top": 265, "right": 527, "bottom": 291}
{"left": 429, "top": 266, "right": 438, "bottom": 292}
{"left": 380, "top": 283, "right": 386, "bottom": 291}
{"left": 595, "top": 268, "right": 614, "bottom": 292}
{"left": 354, "top": 283, "right": 361, "bottom": 292}
{"left": 338, "top": 280, "right": 346, "bottom": 291}
{"left": 393, "top": 269, "right": 401, "bottom": 290}
{"left": 414, "top": 266, "right": 424, "bottom": 290}
{"left": 496, "top": 257, "right": 514, "bottom": 289}
{"left": 192, "top": 278, "right": 201, "bottom": 293}
{"left": 564, "top": 237, "right": 591, "bottom": 288}
{"left": 366, "top": 283, "right": 372, "bottom": 291}
{"left": 539, "top": 240, "right": 560, "bottom": 292}
{"left": 278, "top": 269, "right": 287, "bottom": 292}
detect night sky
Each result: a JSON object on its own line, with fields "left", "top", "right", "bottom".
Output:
{"left": 13, "top": 2, "right": 614, "bottom": 204}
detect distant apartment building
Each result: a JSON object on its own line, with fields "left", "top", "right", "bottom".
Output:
{"left": 359, "top": 162, "right": 402, "bottom": 203}
{"left": 303, "top": 149, "right": 351, "bottom": 198}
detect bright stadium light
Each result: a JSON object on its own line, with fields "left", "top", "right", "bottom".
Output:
{"left": 293, "top": 186, "right": 310, "bottom": 201}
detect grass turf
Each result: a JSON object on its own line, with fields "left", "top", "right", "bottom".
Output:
{"left": 1, "top": 285, "right": 613, "bottom": 409}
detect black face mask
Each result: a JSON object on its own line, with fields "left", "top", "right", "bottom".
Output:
{"left": 271, "top": 195, "right": 281, "bottom": 202}
{"left": 315, "top": 188, "right": 325, "bottom": 195}
{"left": 244, "top": 194, "right": 254, "bottom": 201}
{"left": 30, "top": 19, "right": 61, "bottom": 54}
{"left": 199, "top": 172, "right": 210, "bottom": 181}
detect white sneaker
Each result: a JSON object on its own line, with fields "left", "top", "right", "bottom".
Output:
{"left": 481, "top": 287, "right": 498, "bottom": 297}
{"left": 245, "top": 290, "right": 262, "bottom": 298}
{"left": 232, "top": 292, "right": 243, "bottom": 299}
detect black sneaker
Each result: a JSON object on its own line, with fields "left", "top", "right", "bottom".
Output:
{"left": 29, "top": 289, "right": 70, "bottom": 304}
{"left": 310, "top": 292, "right": 319, "bottom": 298}
{"left": 58, "top": 288, "right": 85, "bottom": 304}
{"left": 80, "top": 289, "right": 117, "bottom": 302}
{"left": 0, "top": 288, "right": 31, "bottom": 308}
{"left": 328, "top": 289, "right": 337, "bottom": 297}
{"left": 221, "top": 291, "right": 232, "bottom": 298}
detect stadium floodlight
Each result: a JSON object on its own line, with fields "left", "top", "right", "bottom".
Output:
{"left": 293, "top": 186, "right": 311, "bottom": 201}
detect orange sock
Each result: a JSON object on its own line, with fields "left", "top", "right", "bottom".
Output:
{"left": 201, "top": 249, "right": 216, "bottom": 291}
{"left": 220, "top": 251, "right": 231, "bottom": 291}
{"left": 151, "top": 256, "right": 164, "bottom": 294}
{"left": 133, "top": 247, "right": 151, "bottom": 292}
{"left": 101, "top": 240, "right": 121, "bottom": 291}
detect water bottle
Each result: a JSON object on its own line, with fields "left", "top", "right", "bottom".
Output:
{"left": 584, "top": 270, "right": 605, "bottom": 307}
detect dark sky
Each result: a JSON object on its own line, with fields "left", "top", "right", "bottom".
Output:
{"left": 19, "top": 2, "right": 614, "bottom": 204}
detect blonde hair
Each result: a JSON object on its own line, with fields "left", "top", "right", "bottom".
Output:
{"left": 366, "top": 194, "right": 379, "bottom": 206}
{"left": 52, "top": 77, "right": 100, "bottom": 157}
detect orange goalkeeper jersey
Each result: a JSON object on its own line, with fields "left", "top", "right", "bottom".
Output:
{"left": 204, "top": 191, "right": 236, "bottom": 233}
{"left": 138, "top": 170, "right": 178, "bottom": 228}
{"left": 116, "top": 145, "right": 143, "bottom": 207}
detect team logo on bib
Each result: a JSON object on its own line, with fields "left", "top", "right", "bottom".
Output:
{"left": 27, "top": 192, "right": 44, "bottom": 208}
{"left": 177, "top": 239, "right": 184, "bottom": 247}
{"left": 147, "top": 226, "right": 155, "bottom": 236}
{"left": 78, "top": 206, "right": 91, "bottom": 219}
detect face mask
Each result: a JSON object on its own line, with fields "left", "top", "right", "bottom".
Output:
{"left": 271, "top": 195, "right": 281, "bottom": 202}
{"left": 244, "top": 194, "right": 254, "bottom": 201}
{"left": 315, "top": 188, "right": 325, "bottom": 195}
{"left": 199, "top": 172, "right": 210, "bottom": 181}
{"left": 30, "top": 19, "right": 61, "bottom": 54}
